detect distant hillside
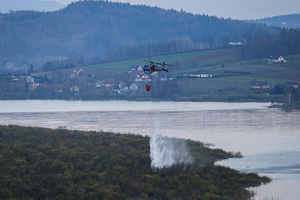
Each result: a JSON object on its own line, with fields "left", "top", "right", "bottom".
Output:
{"left": 0, "top": 0, "right": 65, "bottom": 13}
{"left": 250, "top": 14, "right": 300, "bottom": 29}
{"left": 0, "top": 1, "right": 279, "bottom": 66}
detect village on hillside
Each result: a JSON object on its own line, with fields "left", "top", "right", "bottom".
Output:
{"left": 0, "top": 55, "right": 299, "bottom": 101}
{"left": 0, "top": 63, "right": 214, "bottom": 96}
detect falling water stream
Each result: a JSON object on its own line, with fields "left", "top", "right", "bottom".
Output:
{"left": 150, "top": 120, "right": 192, "bottom": 168}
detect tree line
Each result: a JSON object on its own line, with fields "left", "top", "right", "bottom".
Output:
{"left": 241, "top": 28, "right": 300, "bottom": 60}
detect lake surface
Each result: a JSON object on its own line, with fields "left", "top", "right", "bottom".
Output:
{"left": 1, "top": 100, "right": 300, "bottom": 200}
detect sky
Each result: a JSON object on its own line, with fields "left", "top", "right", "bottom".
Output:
{"left": 51, "top": 0, "right": 300, "bottom": 20}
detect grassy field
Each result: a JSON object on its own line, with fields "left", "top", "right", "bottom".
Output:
{"left": 82, "top": 50, "right": 220, "bottom": 72}
{"left": 22, "top": 48, "right": 299, "bottom": 103}
{"left": 81, "top": 48, "right": 300, "bottom": 84}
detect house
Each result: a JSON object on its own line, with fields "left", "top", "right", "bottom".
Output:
{"left": 96, "top": 80, "right": 115, "bottom": 88}
{"left": 31, "top": 76, "right": 43, "bottom": 83}
{"left": 285, "top": 82, "right": 299, "bottom": 89}
{"left": 19, "top": 75, "right": 34, "bottom": 83}
{"left": 140, "top": 74, "right": 151, "bottom": 82}
{"left": 70, "top": 68, "right": 83, "bottom": 78}
{"left": 129, "top": 83, "right": 138, "bottom": 91}
{"left": 5, "top": 63, "right": 14, "bottom": 71}
{"left": 118, "top": 82, "right": 127, "bottom": 89}
{"left": 48, "top": 84, "right": 64, "bottom": 93}
{"left": 129, "top": 70, "right": 144, "bottom": 76}
{"left": 73, "top": 68, "right": 83, "bottom": 75}
{"left": 185, "top": 70, "right": 213, "bottom": 78}
{"left": 129, "top": 65, "right": 143, "bottom": 72}
{"left": 128, "top": 65, "right": 145, "bottom": 78}
{"left": 229, "top": 42, "right": 242, "bottom": 46}
{"left": 268, "top": 56, "right": 287, "bottom": 64}
{"left": 70, "top": 85, "right": 79, "bottom": 92}
{"left": 95, "top": 81, "right": 102, "bottom": 88}
{"left": 113, "top": 82, "right": 129, "bottom": 94}
{"left": 29, "top": 82, "right": 41, "bottom": 91}
{"left": 251, "top": 80, "right": 270, "bottom": 90}
{"left": 26, "top": 76, "right": 34, "bottom": 83}
{"left": 102, "top": 80, "right": 115, "bottom": 88}
{"left": 134, "top": 74, "right": 151, "bottom": 82}
{"left": 156, "top": 73, "right": 175, "bottom": 81}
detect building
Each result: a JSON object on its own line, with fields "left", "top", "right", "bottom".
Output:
{"left": 70, "top": 85, "right": 80, "bottom": 92}
{"left": 70, "top": 68, "right": 83, "bottom": 78}
{"left": 96, "top": 80, "right": 115, "bottom": 88}
{"left": 29, "top": 82, "right": 41, "bottom": 91}
{"left": 155, "top": 73, "right": 175, "bottom": 81}
{"left": 251, "top": 79, "right": 270, "bottom": 90}
{"left": 129, "top": 65, "right": 143, "bottom": 72}
{"left": 129, "top": 83, "right": 138, "bottom": 90}
{"left": 268, "top": 56, "right": 287, "bottom": 64}
{"left": 135, "top": 74, "right": 151, "bottom": 82}
{"left": 48, "top": 84, "right": 64, "bottom": 93}
{"left": 183, "top": 70, "right": 213, "bottom": 78}
{"left": 285, "top": 82, "right": 299, "bottom": 89}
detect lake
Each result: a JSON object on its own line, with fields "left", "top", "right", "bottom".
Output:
{"left": 1, "top": 100, "right": 299, "bottom": 199}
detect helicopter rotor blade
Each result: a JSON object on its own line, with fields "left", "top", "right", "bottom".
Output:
{"left": 142, "top": 57, "right": 174, "bottom": 66}
{"left": 148, "top": 57, "right": 154, "bottom": 64}
{"left": 160, "top": 62, "right": 174, "bottom": 66}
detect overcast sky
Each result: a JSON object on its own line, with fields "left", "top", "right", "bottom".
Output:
{"left": 53, "top": 0, "right": 300, "bottom": 20}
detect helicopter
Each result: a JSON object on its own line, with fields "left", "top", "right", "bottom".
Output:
{"left": 142, "top": 57, "right": 173, "bottom": 74}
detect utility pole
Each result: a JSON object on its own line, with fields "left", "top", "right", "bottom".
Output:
{"left": 288, "top": 93, "right": 291, "bottom": 106}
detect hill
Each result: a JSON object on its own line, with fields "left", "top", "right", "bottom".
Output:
{"left": 0, "top": 0, "right": 279, "bottom": 67}
{"left": 250, "top": 14, "right": 300, "bottom": 29}
{"left": 0, "top": 0, "right": 64, "bottom": 13}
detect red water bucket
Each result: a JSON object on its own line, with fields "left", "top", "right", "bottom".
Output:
{"left": 146, "top": 85, "right": 151, "bottom": 91}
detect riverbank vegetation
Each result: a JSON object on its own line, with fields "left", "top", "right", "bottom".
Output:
{"left": 0, "top": 125, "right": 270, "bottom": 199}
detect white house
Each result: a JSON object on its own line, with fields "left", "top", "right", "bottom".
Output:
{"left": 268, "top": 56, "right": 287, "bottom": 64}
{"left": 188, "top": 70, "right": 213, "bottom": 78}
{"left": 118, "top": 82, "right": 127, "bottom": 89}
{"left": 129, "top": 65, "right": 143, "bottom": 72}
{"left": 130, "top": 83, "right": 138, "bottom": 91}
{"left": 251, "top": 80, "right": 270, "bottom": 90}
{"left": 135, "top": 74, "right": 151, "bottom": 82}
{"left": 70, "top": 85, "right": 80, "bottom": 92}
{"left": 285, "top": 82, "right": 299, "bottom": 89}
{"left": 229, "top": 42, "right": 242, "bottom": 46}
{"left": 28, "top": 82, "right": 41, "bottom": 91}
{"left": 156, "top": 73, "right": 175, "bottom": 81}
{"left": 26, "top": 76, "right": 34, "bottom": 83}
{"left": 96, "top": 80, "right": 115, "bottom": 88}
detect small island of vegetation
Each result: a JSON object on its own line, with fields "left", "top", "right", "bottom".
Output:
{"left": 0, "top": 125, "right": 270, "bottom": 199}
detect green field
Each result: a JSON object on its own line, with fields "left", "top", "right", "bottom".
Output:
{"left": 82, "top": 50, "right": 220, "bottom": 72}
{"left": 25, "top": 48, "right": 299, "bottom": 103}
{"left": 82, "top": 48, "right": 300, "bottom": 84}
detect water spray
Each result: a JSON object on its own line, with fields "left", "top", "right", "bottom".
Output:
{"left": 150, "top": 121, "right": 192, "bottom": 168}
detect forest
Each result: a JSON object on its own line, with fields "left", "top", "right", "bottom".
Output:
{"left": 0, "top": 125, "right": 270, "bottom": 199}
{"left": 251, "top": 14, "right": 300, "bottom": 29}
{"left": 0, "top": 0, "right": 279, "bottom": 66}
{"left": 241, "top": 28, "right": 300, "bottom": 60}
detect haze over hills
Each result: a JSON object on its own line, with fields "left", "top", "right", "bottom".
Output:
{"left": 0, "top": 1, "right": 280, "bottom": 67}
{"left": 0, "top": 0, "right": 65, "bottom": 13}
{"left": 250, "top": 14, "right": 300, "bottom": 29}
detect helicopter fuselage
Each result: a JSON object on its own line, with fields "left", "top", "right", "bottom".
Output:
{"left": 143, "top": 64, "right": 168, "bottom": 73}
